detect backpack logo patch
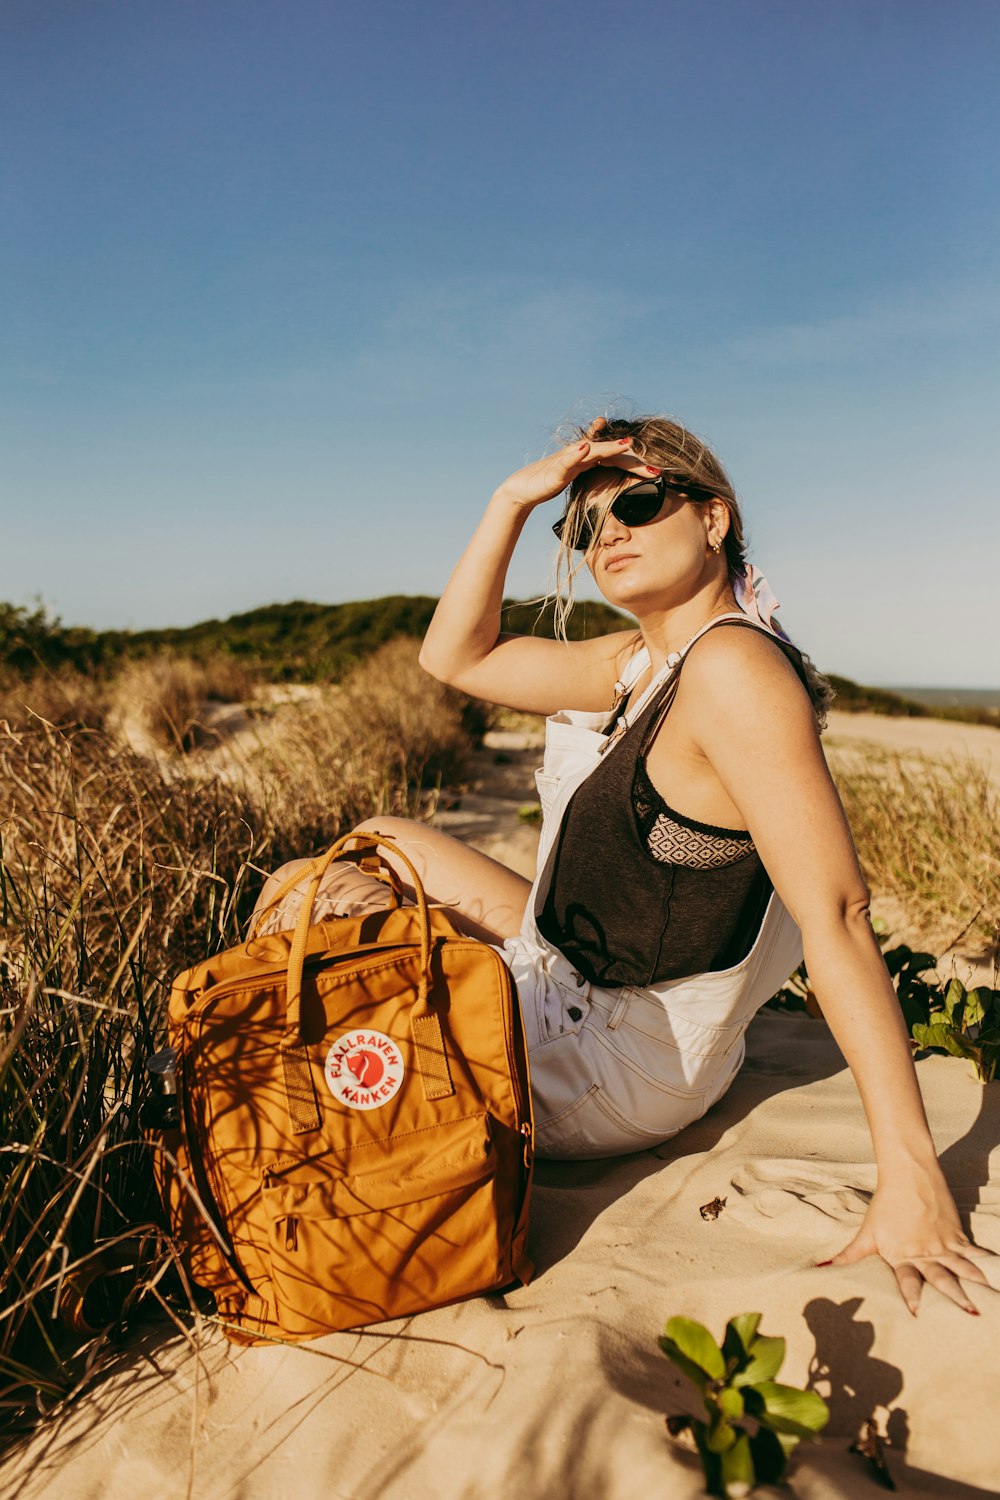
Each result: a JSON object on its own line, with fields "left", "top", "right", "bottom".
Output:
{"left": 325, "top": 1030, "right": 404, "bottom": 1110}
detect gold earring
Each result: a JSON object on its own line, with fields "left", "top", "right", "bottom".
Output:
{"left": 711, "top": 539, "right": 722, "bottom": 554}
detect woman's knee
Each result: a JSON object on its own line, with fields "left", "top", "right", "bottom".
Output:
{"left": 259, "top": 857, "right": 314, "bottom": 901}
{"left": 354, "top": 815, "right": 425, "bottom": 841}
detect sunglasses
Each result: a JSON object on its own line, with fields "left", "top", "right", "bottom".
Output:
{"left": 552, "top": 473, "right": 719, "bottom": 552}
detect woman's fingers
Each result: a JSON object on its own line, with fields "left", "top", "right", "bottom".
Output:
{"left": 558, "top": 436, "right": 643, "bottom": 483}
{"left": 937, "top": 1250, "right": 995, "bottom": 1287}
{"left": 496, "top": 429, "right": 658, "bottom": 511}
{"left": 892, "top": 1254, "right": 987, "bottom": 1316}
{"left": 916, "top": 1259, "right": 980, "bottom": 1314}
{"left": 958, "top": 1241, "right": 1000, "bottom": 1262}
{"left": 893, "top": 1262, "right": 924, "bottom": 1316}
{"left": 825, "top": 1228, "right": 875, "bottom": 1267}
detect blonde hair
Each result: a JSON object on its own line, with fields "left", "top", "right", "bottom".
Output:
{"left": 550, "top": 412, "right": 834, "bottom": 725}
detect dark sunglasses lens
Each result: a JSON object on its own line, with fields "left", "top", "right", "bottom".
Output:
{"left": 613, "top": 481, "right": 664, "bottom": 527}
{"left": 552, "top": 513, "right": 595, "bottom": 551}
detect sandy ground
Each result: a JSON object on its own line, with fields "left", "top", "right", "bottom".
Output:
{"left": 8, "top": 1024, "right": 999, "bottom": 1500}
{"left": 6, "top": 710, "right": 999, "bottom": 1499}
{"left": 823, "top": 710, "right": 1000, "bottom": 790}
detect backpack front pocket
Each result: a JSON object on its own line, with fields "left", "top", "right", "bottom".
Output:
{"left": 261, "top": 1112, "right": 504, "bottom": 1337}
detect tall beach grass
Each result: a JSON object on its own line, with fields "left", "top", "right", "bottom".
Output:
{"left": 828, "top": 747, "right": 999, "bottom": 964}
{"left": 0, "top": 640, "right": 484, "bottom": 1443}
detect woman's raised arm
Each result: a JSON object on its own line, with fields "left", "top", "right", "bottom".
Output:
{"left": 684, "top": 626, "right": 999, "bottom": 1315}
{"left": 418, "top": 433, "right": 646, "bottom": 715}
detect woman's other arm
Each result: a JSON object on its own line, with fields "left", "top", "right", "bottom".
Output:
{"left": 419, "top": 435, "right": 644, "bottom": 715}
{"left": 686, "top": 629, "right": 997, "bottom": 1314}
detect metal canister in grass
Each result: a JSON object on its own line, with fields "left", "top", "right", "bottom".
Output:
{"left": 141, "top": 1045, "right": 180, "bottom": 1129}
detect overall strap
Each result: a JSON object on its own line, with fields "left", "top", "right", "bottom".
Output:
{"left": 602, "top": 612, "right": 751, "bottom": 751}
{"left": 638, "top": 614, "right": 790, "bottom": 755}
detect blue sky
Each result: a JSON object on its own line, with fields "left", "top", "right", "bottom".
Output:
{"left": 3, "top": 0, "right": 998, "bottom": 685}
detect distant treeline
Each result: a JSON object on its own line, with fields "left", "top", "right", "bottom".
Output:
{"left": 1, "top": 598, "right": 997, "bottom": 727}
{"left": 825, "top": 674, "right": 999, "bottom": 726}
{"left": 0, "top": 596, "right": 627, "bottom": 684}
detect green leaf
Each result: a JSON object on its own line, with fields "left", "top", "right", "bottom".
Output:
{"left": 658, "top": 1336, "right": 710, "bottom": 1393}
{"left": 912, "top": 1022, "right": 977, "bottom": 1059}
{"left": 963, "top": 988, "right": 988, "bottom": 1028}
{"left": 720, "top": 1432, "right": 756, "bottom": 1498}
{"left": 717, "top": 1386, "right": 745, "bottom": 1421}
{"left": 898, "top": 989, "right": 932, "bottom": 1031}
{"left": 706, "top": 1414, "right": 738, "bottom": 1454}
{"left": 664, "top": 1316, "right": 726, "bottom": 1380}
{"left": 751, "top": 1381, "right": 830, "bottom": 1436}
{"left": 722, "top": 1312, "right": 761, "bottom": 1365}
{"left": 749, "top": 1425, "right": 790, "bottom": 1484}
{"left": 732, "top": 1335, "right": 785, "bottom": 1387}
{"left": 942, "top": 977, "right": 966, "bottom": 1023}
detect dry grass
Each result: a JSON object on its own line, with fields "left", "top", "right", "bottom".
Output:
{"left": 0, "top": 639, "right": 487, "bottom": 1441}
{"left": 0, "top": 668, "right": 111, "bottom": 732}
{"left": 108, "top": 653, "right": 260, "bottom": 751}
{"left": 0, "top": 653, "right": 260, "bottom": 749}
{"left": 829, "top": 748, "right": 1000, "bottom": 963}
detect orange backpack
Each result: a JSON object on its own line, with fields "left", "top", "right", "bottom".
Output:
{"left": 153, "top": 832, "right": 534, "bottom": 1344}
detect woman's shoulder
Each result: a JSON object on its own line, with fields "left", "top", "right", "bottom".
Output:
{"left": 681, "top": 620, "right": 813, "bottom": 710}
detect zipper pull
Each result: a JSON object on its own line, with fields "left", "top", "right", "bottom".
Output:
{"left": 284, "top": 1217, "right": 298, "bottom": 1252}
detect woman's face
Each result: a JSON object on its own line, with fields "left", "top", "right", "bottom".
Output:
{"left": 581, "top": 468, "right": 723, "bottom": 613}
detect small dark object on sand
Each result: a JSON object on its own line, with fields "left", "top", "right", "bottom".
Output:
{"left": 699, "top": 1196, "right": 727, "bottom": 1221}
{"left": 850, "top": 1415, "right": 896, "bottom": 1490}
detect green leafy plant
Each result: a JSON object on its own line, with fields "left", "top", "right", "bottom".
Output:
{"left": 769, "top": 930, "right": 1000, "bottom": 1083}
{"left": 909, "top": 976, "right": 1000, "bottom": 1084}
{"left": 869, "top": 937, "right": 999, "bottom": 1085}
{"left": 659, "top": 1313, "right": 829, "bottom": 1498}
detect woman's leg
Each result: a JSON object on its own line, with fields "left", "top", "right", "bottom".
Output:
{"left": 250, "top": 856, "right": 395, "bottom": 936}
{"left": 353, "top": 816, "right": 532, "bottom": 944}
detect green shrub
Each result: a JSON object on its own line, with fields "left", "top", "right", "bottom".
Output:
{"left": 660, "top": 1313, "right": 829, "bottom": 1497}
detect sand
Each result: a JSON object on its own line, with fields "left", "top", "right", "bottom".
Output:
{"left": 6, "top": 713, "right": 1000, "bottom": 1499}
{"left": 823, "top": 710, "right": 1000, "bottom": 788}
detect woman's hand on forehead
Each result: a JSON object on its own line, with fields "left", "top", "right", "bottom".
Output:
{"left": 493, "top": 418, "right": 652, "bottom": 513}
{"left": 583, "top": 416, "right": 656, "bottom": 486}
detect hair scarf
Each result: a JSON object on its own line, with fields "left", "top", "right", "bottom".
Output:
{"left": 732, "top": 561, "right": 793, "bottom": 643}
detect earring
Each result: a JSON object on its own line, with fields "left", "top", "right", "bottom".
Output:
{"left": 710, "top": 539, "right": 722, "bottom": 554}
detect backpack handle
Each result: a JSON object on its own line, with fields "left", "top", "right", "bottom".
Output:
{"left": 280, "top": 830, "right": 454, "bottom": 1134}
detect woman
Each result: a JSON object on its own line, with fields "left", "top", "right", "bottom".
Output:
{"left": 265, "top": 411, "right": 994, "bottom": 1315}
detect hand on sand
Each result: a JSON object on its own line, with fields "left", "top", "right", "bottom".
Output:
{"left": 492, "top": 415, "right": 652, "bottom": 513}
{"left": 820, "top": 1175, "right": 999, "bottom": 1316}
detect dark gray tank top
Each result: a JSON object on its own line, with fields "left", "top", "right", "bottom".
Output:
{"left": 537, "top": 619, "right": 810, "bottom": 988}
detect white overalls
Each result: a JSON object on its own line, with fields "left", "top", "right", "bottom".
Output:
{"left": 498, "top": 613, "right": 804, "bottom": 1160}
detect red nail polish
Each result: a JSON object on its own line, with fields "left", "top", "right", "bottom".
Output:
{"left": 618, "top": 437, "right": 631, "bottom": 446}
{"left": 816, "top": 1260, "right": 832, "bottom": 1267}
{"left": 578, "top": 442, "right": 588, "bottom": 451}
{"left": 646, "top": 466, "right": 661, "bottom": 475}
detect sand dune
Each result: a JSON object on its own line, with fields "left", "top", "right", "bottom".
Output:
{"left": 824, "top": 710, "right": 1000, "bottom": 789}
{"left": 9, "top": 1016, "right": 999, "bottom": 1499}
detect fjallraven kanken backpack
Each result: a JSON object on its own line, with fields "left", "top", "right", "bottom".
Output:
{"left": 153, "top": 831, "right": 534, "bottom": 1344}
